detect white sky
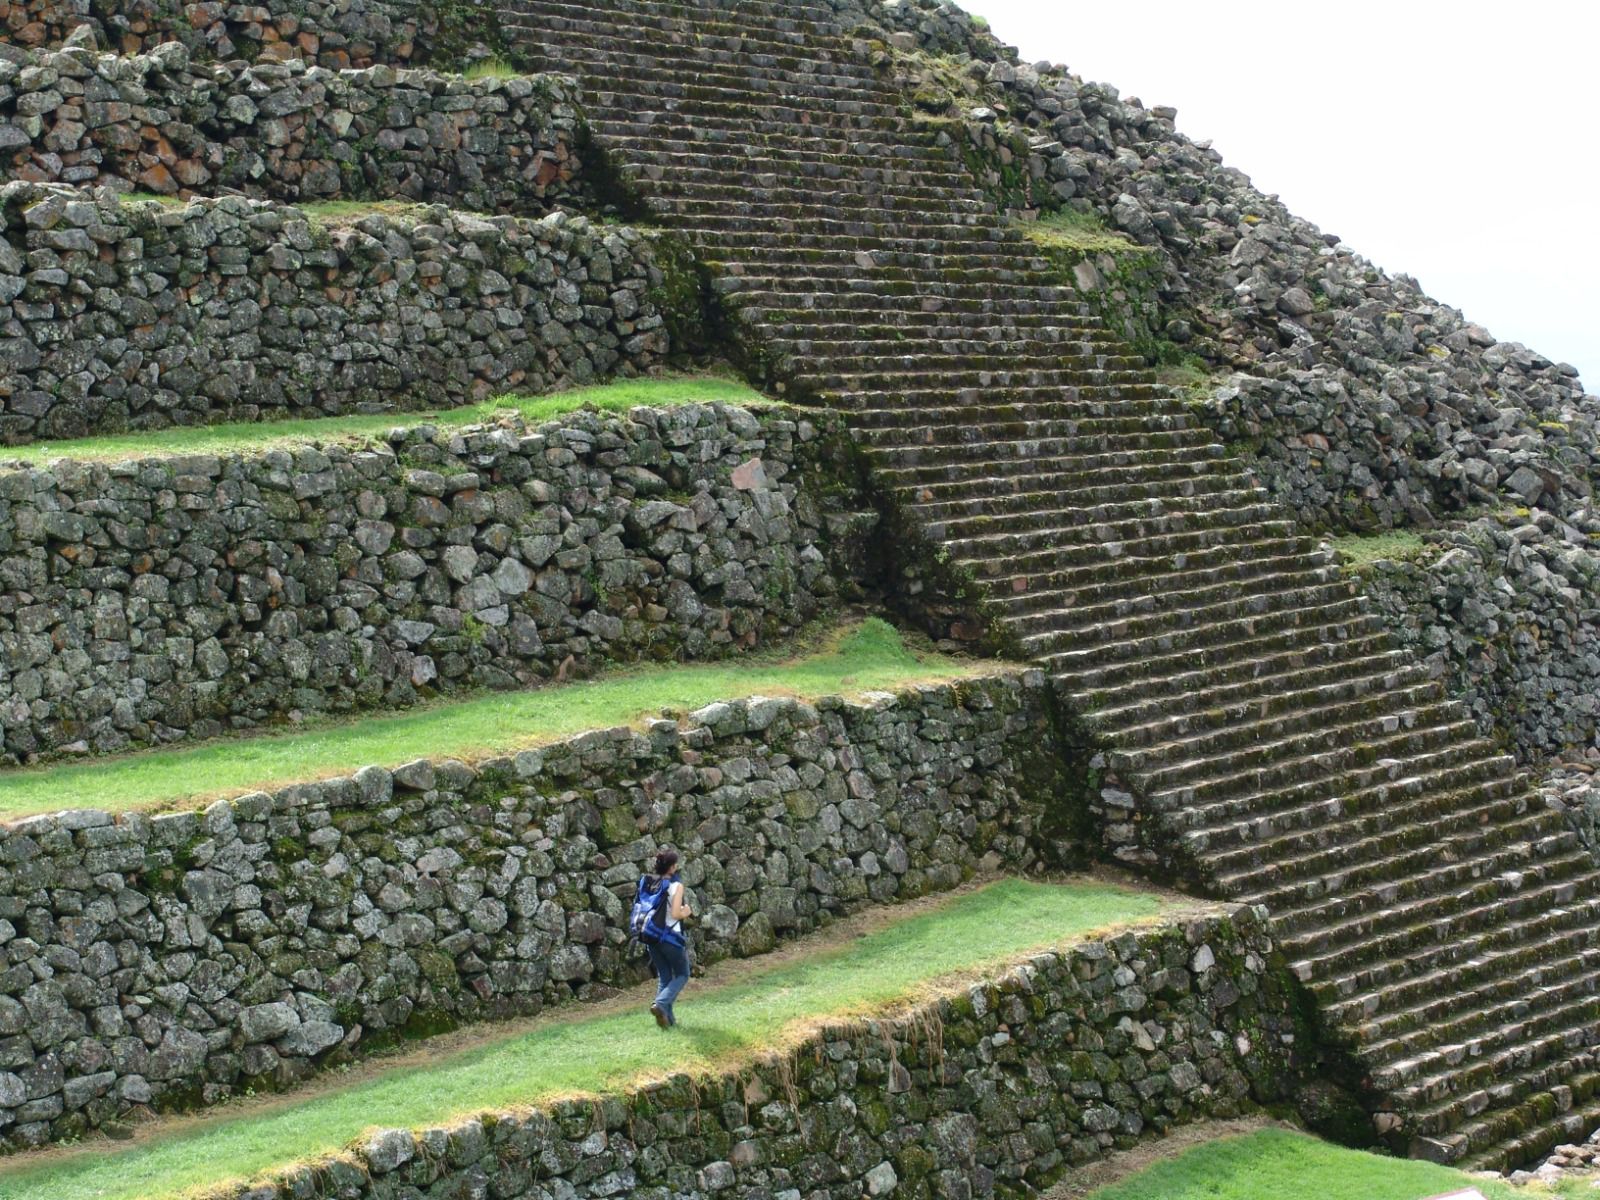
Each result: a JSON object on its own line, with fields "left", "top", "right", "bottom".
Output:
{"left": 964, "top": 0, "right": 1599, "bottom": 393}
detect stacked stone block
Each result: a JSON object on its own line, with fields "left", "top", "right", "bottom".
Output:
{"left": 0, "top": 403, "right": 840, "bottom": 761}
{"left": 0, "top": 184, "right": 670, "bottom": 440}
{"left": 0, "top": 0, "right": 438, "bottom": 67}
{"left": 198, "top": 908, "right": 1293, "bottom": 1200}
{"left": 0, "top": 677, "right": 1060, "bottom": 1147}
{"left": 0, "top": 43, "right": 583, "bottom": 209}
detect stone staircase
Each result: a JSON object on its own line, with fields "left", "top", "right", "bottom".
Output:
{"left": 500, "top": 0, "right": 1600, "bottom": 1170}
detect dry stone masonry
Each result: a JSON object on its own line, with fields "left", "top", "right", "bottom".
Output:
{"left": 0, "top": 183, "right": 669, "bottom": 440}
{"left": 1350, "top": 520, "right": 1600, "bottom": 762}
{"left": 0, "top": 676, "right": 1060, "bottom": 1148}
{"left": 194, "top": 907, "right": 1295, "bottom": 1200}
{"left": 0, "top": 402, "right": 839, "bottom": 761}
{"left": 0, "top": 0, "right": 440, "bottom": 67}
{"left": 0, "top": 42, "right": 583, "bottom": 210}
{"left": 502, "top": 0, "right": 1600, "bottom": 1171}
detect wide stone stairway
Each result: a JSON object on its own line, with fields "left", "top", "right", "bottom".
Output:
{"left": 504, "top": 0, "right": 1600, "bottom": 1169}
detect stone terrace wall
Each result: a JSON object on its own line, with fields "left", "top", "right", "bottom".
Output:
{"left": 0, "top": 43, "right": 582, "bottom": 210}
{"left": 0, "top": 0, "right": 440, "bottom": 68}
{"left": 0, "top": 403, "right": 842, "bottom": 762}
{"left": 0, "top": 676, "right": 1064, "bottom": 1148}
{"left": 0, "top": 184, "right": 669, "bottom": 442}
{"left": 202, "top": 906, "right": 1296, "bottom": 1200}
{"left": 1353, "top": 520, "right": 1600, "bottom": 761}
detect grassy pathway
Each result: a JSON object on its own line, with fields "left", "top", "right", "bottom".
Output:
{"left": 0, "top": 621, "right": 982, "bottom": 820}
{"left": 1081, "top": 1127, "right": 1544, "bottom": 1200}
{"left": 0, "top": 376, "right": 762, "bottom": 465}
{"left": 0, "top": 878, "right": 1169, "bottom": 1200}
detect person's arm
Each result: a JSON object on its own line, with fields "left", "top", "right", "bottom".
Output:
{"left": 669, "top": 881, "right": 691, "bottom": 921}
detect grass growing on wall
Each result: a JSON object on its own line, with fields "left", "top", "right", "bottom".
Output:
{"left": 1330, "top": 531, "right": 1431, "bottom": 567}
{"left": 1082, "top": 1127, "right": 1541, "bottom": 1199}
{"left": 0, "top": 621, "right": 984, "bottom": 819}
{"left": 1020, "top": 208, "right": 1136, "bottom": 254}
{"left": 0, "top": 879, "right": 1171, "bottom": 1200}
{"left": 0, "top": 376, "right": 765, "bottom": 466}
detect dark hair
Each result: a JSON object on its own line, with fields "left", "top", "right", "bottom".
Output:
{"left": 653, "top": 848, "right": 680, "bottom": 877}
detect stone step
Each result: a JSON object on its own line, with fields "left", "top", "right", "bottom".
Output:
{"left": 1074, "top": 626, "right": 1395, "bottom": 717}
{"left": 1174, "top": 744, "right": 1517, "bottom": 850}
{"left": 1102, "top": 659, "right": 1436, "bottom": 756}
{"left": 834, "top": 382, "right": 1171, "bottom": 411}
{"left": 1199, "top": 759, "right": 1521, "bottom": 874}
{"left": 1456, "top": 1078, "right": 1600, "bottom": 1169}
{"left": 926, "top": 488, "right": 1269, "bottom": 547}
{"left": 1247, "top": 804, "right": 1558, "bottom": 919}
{"left": 1286, "top": 852, "right": 1595, "bottom": 975}
{"left": 873, "top": 442, "right": 1227, "bottom": 492}
{"left": 907, "top": 477, "right": 1260, "bottom": 529}
{"left": 1367, "top": 948, "right": 1600, "bottom": 1083}
{"left": 955, "top": 497, "right": 1290, "bottom": 557}
{"left": 1049, "top": 596, "right": 1370, "bottom": 690}
{"left": 1402, "top": 1017, "right": 1600, "bottom": 1141}
{"left": 1081, "top": 641, "right": 1404, "bottom": 734}
{"left": 1128, "top": 696, "right": 1476, "bottom": 801}
{"left": 1143, "top": 711, "right": 1488, "bottom": 815}
{"left": 1033, "top": 590, "right": 1362, "bottom": 670}
{"left": 1326, "top": 920, "right": 1599, "bottom": 1033}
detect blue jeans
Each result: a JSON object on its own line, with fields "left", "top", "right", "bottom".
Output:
{"left": 646, "top": 940, "right": 691, "bottom": 1024}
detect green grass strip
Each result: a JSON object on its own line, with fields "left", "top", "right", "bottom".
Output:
{"left": 1084, "top": 1128, "right": 1530, "bottom": 1200}
{"left": 1, "top": 376, "right": 764, "bottom": 466}
{"left": 0, "top": 878, "right": 1168, "bottom": 1200}
{"left": 0, "top": 621, "right": 981, "bottom": 820}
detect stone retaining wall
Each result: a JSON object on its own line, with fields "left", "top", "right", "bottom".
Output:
{"left": 200, "top": 905, "right": 1297, "bottom": 1200}
{"left": 0, "top": 674, "right": 1067, "bottom": 1148}
{"left": 0, "top": 0, "right": 445, "bottom": 68}
{"left": 1352, "top": 520, "right": 1600, "bottom": 761}
{"left": 0, "top": 402, "right": 841, "bottom": 762}
{"left": 0, "top": 183, "right": 671, "bottom": 441}
{"left": 0, "top": 43, "right": 582, "bottom": 210}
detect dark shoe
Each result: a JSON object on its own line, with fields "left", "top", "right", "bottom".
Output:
{"left": 650, "top": 1004, "right": 669, "bottom": 1029}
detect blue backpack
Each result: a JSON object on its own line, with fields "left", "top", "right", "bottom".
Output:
{"left": 629, "top": 875, "right": 684, "bottom": 948}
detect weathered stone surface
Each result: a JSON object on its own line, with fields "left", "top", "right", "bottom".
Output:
{"left": 199, "top": 906, "right": 1296, "bottom": 1199}
{"left": 0, "top": 182, "right": 671, "bottom": 441}
{"left": 0, "top": 403, "right": 838, "bottom": 760}
{"left": 0, "top": 673, "right": 1069, "bottom": 1146}
{"left": 1352, "top": 517, "right": 1600, "bottom": 759}
{"left": 0, "top": 43, "right": 584, "bottom": 213}
{"left": 0, "top": 0, "right": 457, "bottom": 70}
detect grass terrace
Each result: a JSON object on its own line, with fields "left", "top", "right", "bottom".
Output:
{"left": 0, "top": 878, "right": 1172, "bottom": 1200}
{"left": 1078, "top": 1127, "right": 1564, "bottom": 1200}
{"left": 0, "top": 375, "right": 764, "bottom": 466}
{"left": 0, "top": 620, "right": 985, "bottom": 820}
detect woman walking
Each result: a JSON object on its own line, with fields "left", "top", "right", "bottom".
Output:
{"left": 633, "top": 848, "right": 692, "bottom": 1027}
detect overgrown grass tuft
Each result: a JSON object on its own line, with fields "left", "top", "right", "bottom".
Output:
{"left": 1083, "top": 1128, "right": 1531, "bottom": 1199}
{"left": 1331, "top": 531, "right": 1430, "bottom": 567}
{"left": 0, "top": 620, "right": 981, "bottom": 820}
{"left": 463, "top": 57, "right": 523, "bottom": 80}
{"left": 1, "top": 376, "right": 764, "bottom": 466}
{"left": 0, "top": 879, "right": 1169, "bottom": 1200}
{"left": 1020, "top": 208, "right": 1136, "bottom": 254}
